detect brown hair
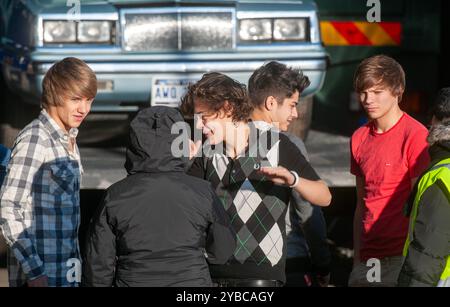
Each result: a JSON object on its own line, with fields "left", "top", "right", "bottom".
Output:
{"left": 353, "top": 55, "right": 405, "bottom": 100}
{"left": 180, "top": 72, "right": 252, "bottom": 122}
{"left": 41, "top": 57, "right": 97, "bottom": 109}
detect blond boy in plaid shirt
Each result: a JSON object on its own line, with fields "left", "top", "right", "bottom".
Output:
{"left": 0, "top": 57, "right": 97, "bottom": 287}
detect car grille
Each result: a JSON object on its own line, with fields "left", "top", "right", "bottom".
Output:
{"left": 122, "top": 11, "right": 234, "bottom": 52}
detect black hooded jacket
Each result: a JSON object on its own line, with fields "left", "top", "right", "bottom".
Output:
{"left": 82, "top": 107, "right": 235, "bottom": 287}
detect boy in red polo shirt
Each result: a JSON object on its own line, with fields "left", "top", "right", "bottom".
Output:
{"left": 349, "top": 55, "right": 430, "bottom": 287}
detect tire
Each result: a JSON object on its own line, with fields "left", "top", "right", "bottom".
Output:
{"left": 287, "top": 95, "right": 313, "bottom": 141}
{"left": 0, "top": 99, "right": 40, "bottom": 148}
{"left": 0, "top": 123, "right": 20, "bottom": 149}
{"left": 0, "top": 78, "right": 40, "bottom": 148}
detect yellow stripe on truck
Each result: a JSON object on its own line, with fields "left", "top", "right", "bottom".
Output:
{"left": 320, "top": 21, "right": 402, "bottom": 46}
{"left": 353, "top": 22, "right": 397, "bottom": 46}
{"left": 320, "top": 21, "right": 349, "bottom": 46}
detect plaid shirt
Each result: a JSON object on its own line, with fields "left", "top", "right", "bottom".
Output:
{"left": 0, "top": 110, "right": 83, "bottom": 287}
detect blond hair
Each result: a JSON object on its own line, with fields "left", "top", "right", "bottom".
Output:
{"left": 41, "top": 57, "right": 97, "bottom": 109}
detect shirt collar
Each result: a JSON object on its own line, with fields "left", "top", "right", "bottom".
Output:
{"left": 39, "top": 109, "right": 79, "bottom": 142}
{"left": 204, "top": 121, "right": 275, "bottom": 160}
{"left": 250, "top": 120, "right": 278, "bottom": 132}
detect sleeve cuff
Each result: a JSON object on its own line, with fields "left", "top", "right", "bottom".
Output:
{"left": 18, "top": 255, "right": 46, "bottom": 280}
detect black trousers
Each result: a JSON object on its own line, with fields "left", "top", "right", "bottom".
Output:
{"left": 285, "top": 257, "right": 314, "bottom": 287}
{"left": 213, "top": 279, "right": 284, "bottom": 287}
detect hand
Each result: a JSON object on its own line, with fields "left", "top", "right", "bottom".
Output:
{"left": 258, "top": 166, "right": 296, "bottom": 187}
{"left": 27, "top": 275, "right": 48, "bottom": 287}
{"left": 316, "top": 273, "right": 330, "bottom": 287}
{"left": 189, "top": 140, "right": 202, "bottom": 160}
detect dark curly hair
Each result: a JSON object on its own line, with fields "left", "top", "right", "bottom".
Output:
{"left": 180, "top": 72, "right": 253, "bottom": 122}
{"left": 248, "top": 61, "right": 310, "bottom": 108}
{"left": 432, "top": 87, "right": 450, "bottom": 121}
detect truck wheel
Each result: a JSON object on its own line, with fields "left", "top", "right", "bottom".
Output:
{"left": 0, "top": 123, "right": 20, "bottom": 148}
{"left": 0, "top": 84, "right": 40, "bottom": 148}
{"left": 287, "top": 95, "right": 313, "bottom": 140}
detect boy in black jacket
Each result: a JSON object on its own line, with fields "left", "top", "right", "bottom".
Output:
{"left": 82, "top": 106, "right": 235, "bottom": 287}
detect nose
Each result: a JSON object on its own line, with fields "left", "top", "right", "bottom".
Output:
{"left": 362, "top": 92, "right": 374, "bottom": 105}
{"left": 194, "top": 114, "right": 204, "bottom": 130}
{"left": 292, "top": 106, "right": 298, "bottom": 119}
{"left": 78, "top": 100, "right": 90, "bottom": 114}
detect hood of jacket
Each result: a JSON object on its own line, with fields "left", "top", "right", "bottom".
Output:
{"left": 125, "top": 106, "right": 190, "bottom": 175}
{"left": 427, "top": 119, "right": 450, "bottom": 163}
{"left": 428, "top": 119, "right": 450, "bottom": 148}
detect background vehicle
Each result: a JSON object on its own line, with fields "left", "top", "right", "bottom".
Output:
{"left": 313, "top": 0, "right": 448, "bottom": 135}
{"left": 0, "top": 0, "right": 327, "bottom": 147}
{"left": 2, "top": 0, "right": 449, "bottom": 287}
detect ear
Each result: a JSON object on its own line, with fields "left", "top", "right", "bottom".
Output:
{"left": 265, "top": 96, "right": 277, "bottom": 111}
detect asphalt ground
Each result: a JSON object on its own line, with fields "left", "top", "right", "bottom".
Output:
{"left": 0, "top": 129, "right": 355, "bottom": 287}
{"left": 79, "top": 130, "right": 353, "bottom": 189}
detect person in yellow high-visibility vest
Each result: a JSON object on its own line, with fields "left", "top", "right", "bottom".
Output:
{"left": 398, "top": 88, "right": 450, "bottom": 287}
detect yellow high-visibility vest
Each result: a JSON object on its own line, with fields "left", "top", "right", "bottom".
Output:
{"left": 403, "top": 158, "right": 450, "bottom": 285}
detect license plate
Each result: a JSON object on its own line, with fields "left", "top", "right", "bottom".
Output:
{"left": 151, "top": 78, "right": 196, "bottom": 107}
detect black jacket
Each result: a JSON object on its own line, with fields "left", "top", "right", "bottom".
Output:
{"left": 398, "top": 122, "right": 450, "bottom": 287}
{"left": 82, "top": 107, "right": 235, "bottom": 287}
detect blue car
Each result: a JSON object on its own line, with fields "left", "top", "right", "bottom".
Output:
{"left": 0, "top": 0, "right": 327, "bottom": 144}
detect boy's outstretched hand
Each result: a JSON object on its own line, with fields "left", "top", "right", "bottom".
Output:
{"left": 259, "top": 166, "right": 332, "bottom": 207}
{"left": 259, "top": 166, "right": 296, "bottom": 187}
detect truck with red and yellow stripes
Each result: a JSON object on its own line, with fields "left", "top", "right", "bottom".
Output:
{"left": 314, "top": 0, "right": 447, "bottom": 135}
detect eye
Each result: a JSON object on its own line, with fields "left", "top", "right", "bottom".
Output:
{"left": 200, "top": 113, "right": 210, "bottom": 123}
{"left": 202, "top": 112, "right": 217, "bottom": 121}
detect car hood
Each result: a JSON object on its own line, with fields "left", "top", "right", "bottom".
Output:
{"left": 34, "top": 0, "right": 311, "bottom": 7}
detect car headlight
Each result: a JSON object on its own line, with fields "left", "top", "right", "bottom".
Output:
{"left": 43, "top": 21, "right": 76, "bottom": 43}
{"left": 43, "top": 20, "right": 114, "bottom": 44}
{"left": 273, "top": 18, "right": 308, "bottom": 41}
{"left": 239, "top": 19, "right": 272, "bottom": 41}
{"left": 78, "top": 21, "right": 112, "bottom": 43}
